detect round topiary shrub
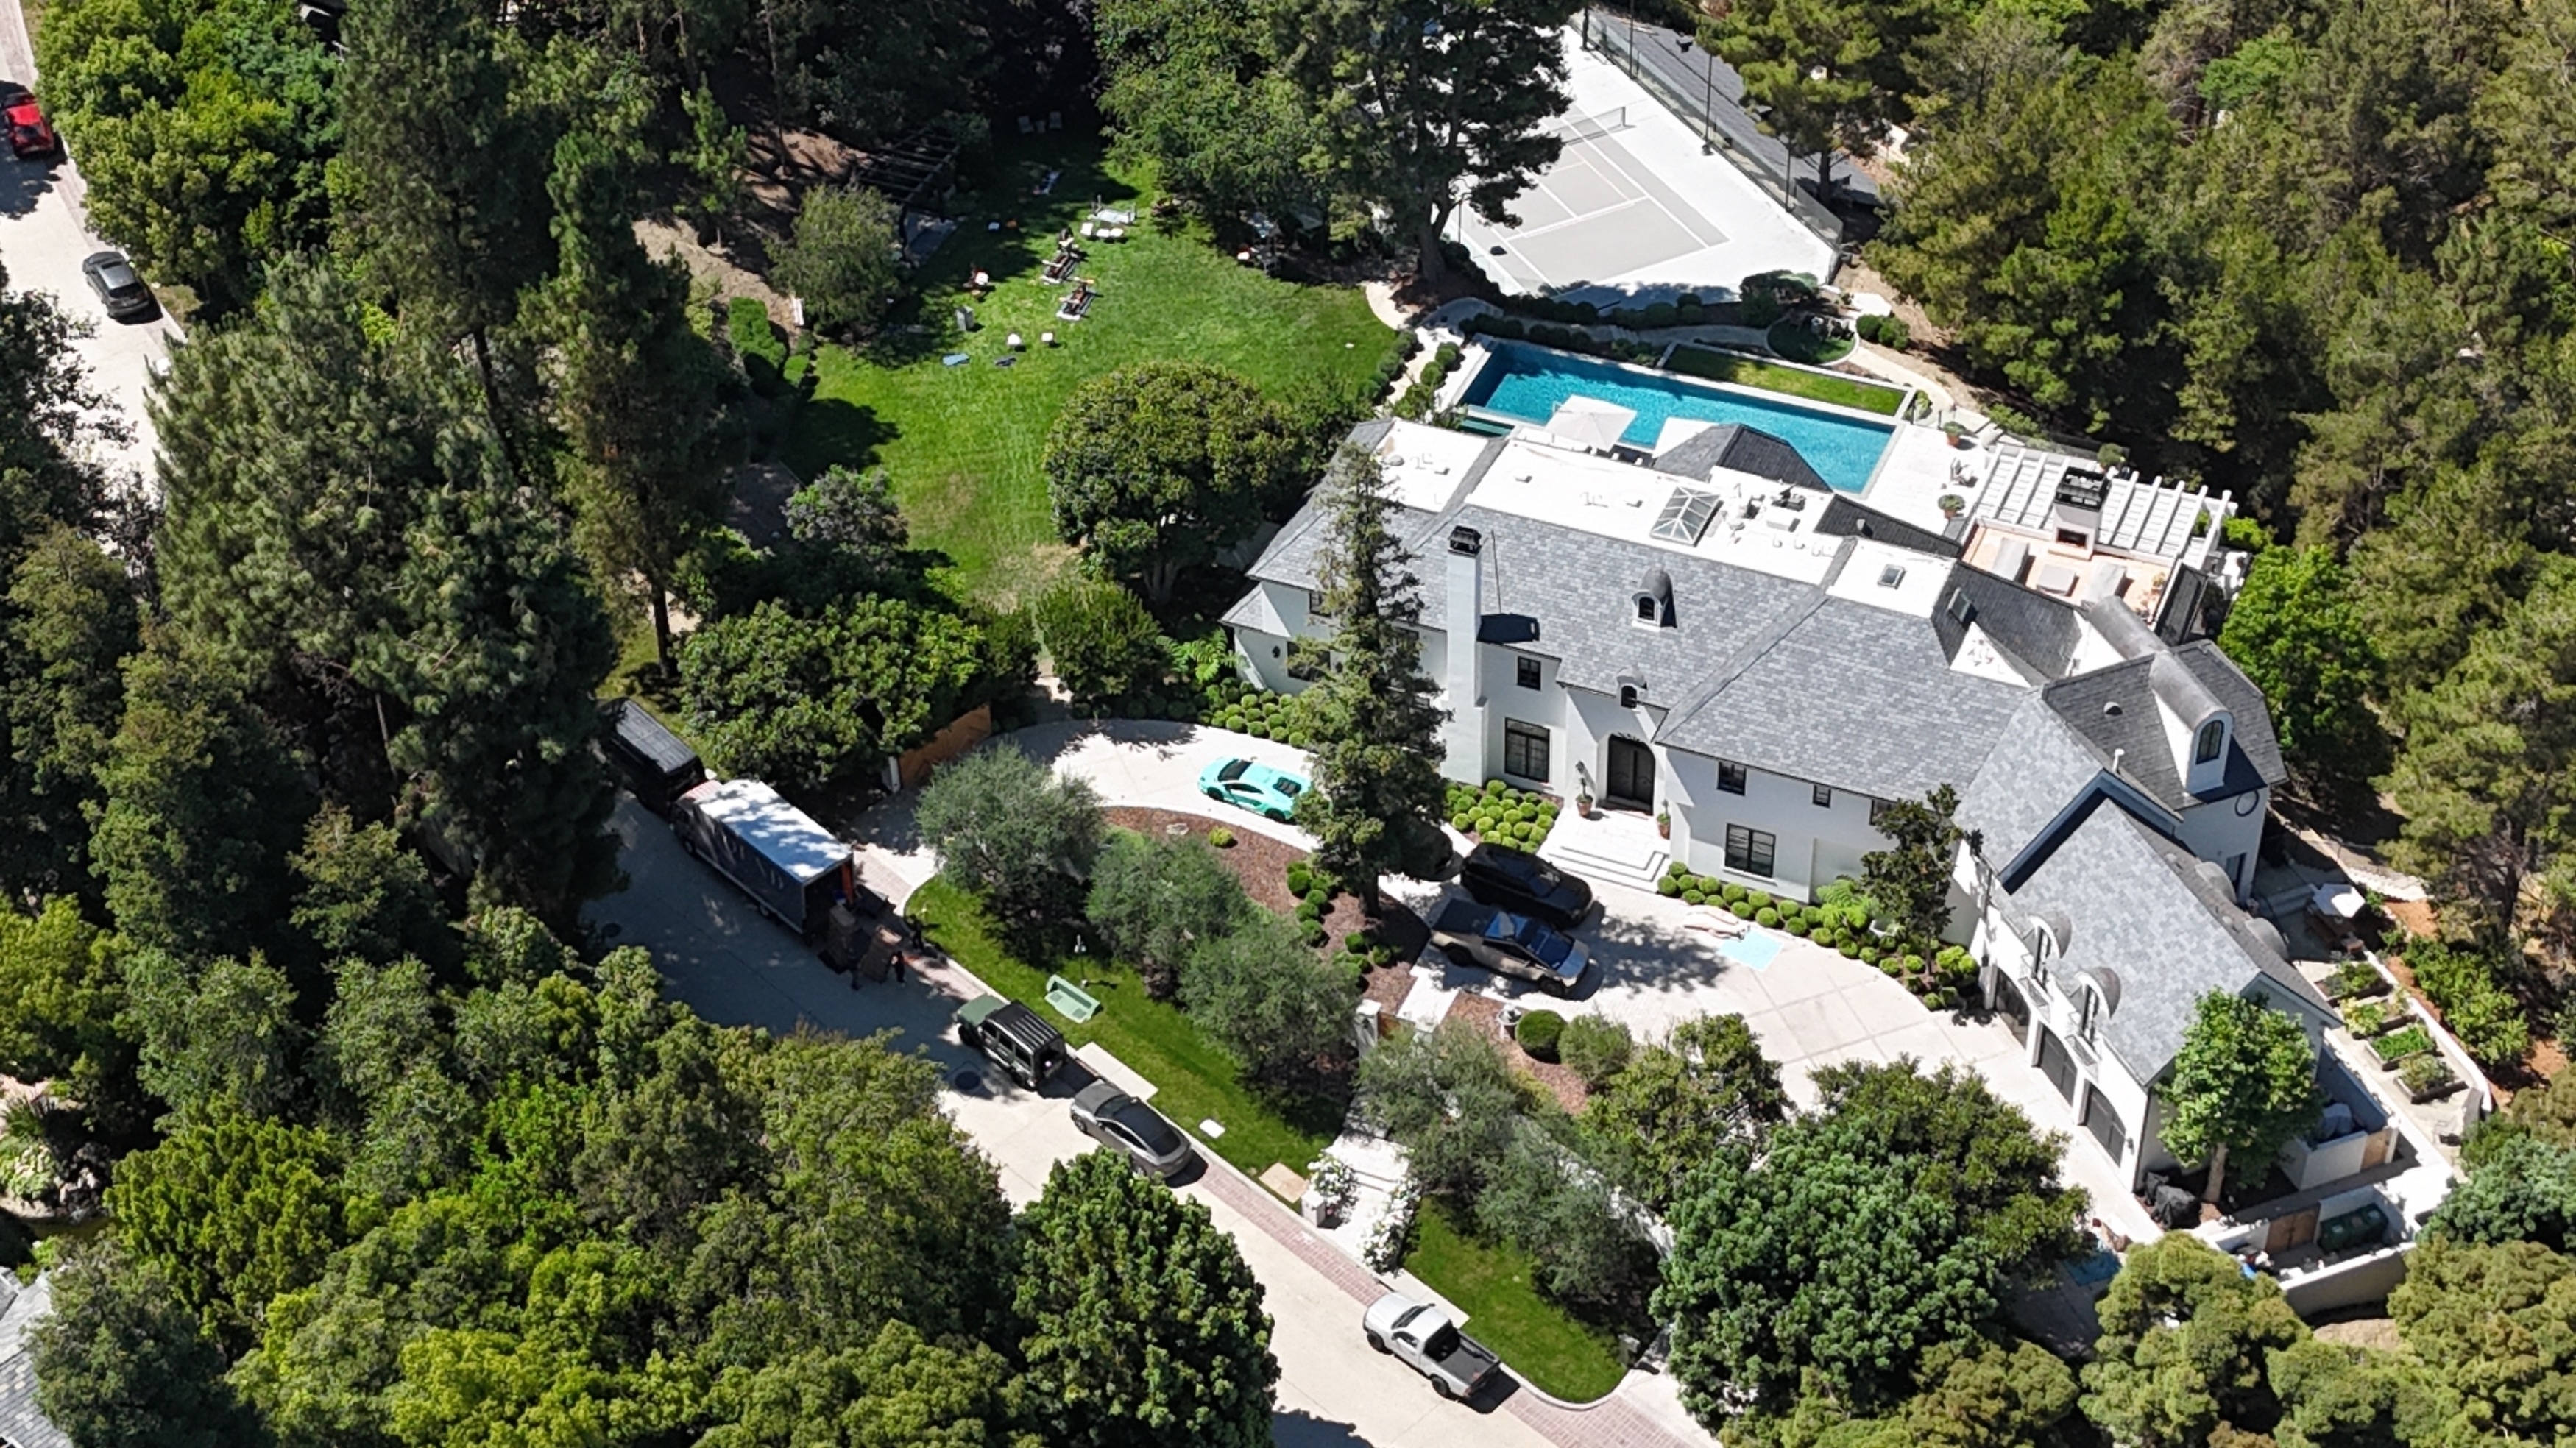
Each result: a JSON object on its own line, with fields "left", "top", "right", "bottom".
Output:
{"left": 1683, "top": 890, "right": 1705, "bottom": 906}
{"left": 1658, "top": 878, "right": 1682, "bottom": 896}
{"left": 1249, "top": 723, "right": 1272, "bottom": 739}
{"left": 1668, "top": 862, "right": 1693, "bottom": 879}
{"left": 1303, "top": 921, "right": 1328, "bottom": 948}
{"left": 1732, "top": 900, "right": 1756, "bottom": 920}
{"left": 1297, "top": 898, "right": 1324, "bottom": 923}
{"left": 1515, "top": 1009, "right": 1566, "bottom": 1062}
{"left": 1748, "top": 891, "right": 1773, "bottom": 912}
{"left": 1881, "top": 959, "right": 1904, "bottom": 978}
{"left": 1786, "top": 918, "right": 1810, "bottom": 937}
{"left": 1801, "top": 905, "right": 1826, "bottom": 926}
{"left": 1721, "top": 881, "right": 1747, "bottom": 903}
{"left": 1286, "top": 862, "right": 1312, "bottom": 894}
{"left": 1451, "top": 814, "right": 1473, "bottom": 832}
{"left": 1861, "top": 946, "right": 1880, "bottom": 965}
{"left": 1485, "top": 778, "right": 1508, "bottom": 795}
{"left": 1840, "top": 941, "right": 1861, "bottom": 958}
{"left": 1755, "top": 906, "right": 1780, "bottom": 928}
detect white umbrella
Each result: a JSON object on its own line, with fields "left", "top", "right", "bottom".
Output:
{"left": 2310, "top": 883, "right": 2364, "bottom": 920}
{"left": 1546, "top": 396, "right": 1637, "bottom": 452}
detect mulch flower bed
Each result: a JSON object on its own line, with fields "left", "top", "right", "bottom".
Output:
{"left": 1103, "top": 804, "right": 1430, "bottom": 964}
{"left": 1446, "top": 993, "right": 1587, "bottom": 1114}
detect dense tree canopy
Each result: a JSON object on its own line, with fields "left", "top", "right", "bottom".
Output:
{"left": 679, "top": 596, "right": 986, "bottom": 789}
{"left": 1086, "top": 830, "right": 1250, "bottom": 997}
{"left": 1095, "top": 0, "right": 1323, "bottom": 221}
{"left": 1011, "top": 1151, "right": 1277, "bottom": 1448}
{"left": 1277, "top": 0, "right": 1579, "bottom": 280}
{"left": 1583, "top": 1012, "right": 1788, "bottom": 1210}
{"left": 1657, "top": 1058, "right": 2084, "bottom": 1422}
{"left": 2215, "top": 544, "right": 2388, "bottom": 790}
{"left": 2160, "top": 990, "right": 2324, "bottom": 1204}
{"left": 915, "top": 746, "right": 1105, "bottom": 946}
{"left": 1046, "top": 362, "right": 1300, "bottom": 601}
{"left": 35, "top": 0, "right": 340, "bottom": 313}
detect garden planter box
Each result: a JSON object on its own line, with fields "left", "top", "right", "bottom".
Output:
{"left": 2372, "top": 1026, "right": 2434, "bottom": 1068}
{"left": 2405, "top": 1072, "right": 2463, "bottom": 1104}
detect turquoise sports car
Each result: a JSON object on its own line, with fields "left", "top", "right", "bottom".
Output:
{"left": 1197, "top": 757, "right": 1309, "bottom": 822}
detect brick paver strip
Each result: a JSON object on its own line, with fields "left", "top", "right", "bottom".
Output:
{"left": 1195, "top": 1157, "right": 1705, "bottom": 1448}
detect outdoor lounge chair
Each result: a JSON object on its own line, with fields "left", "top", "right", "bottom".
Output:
{"left": 1055, "top": 281, "right": 1096, "bottom": 322}
{"left": 1041, "top": 253, "right": 1075, "bottom": 284}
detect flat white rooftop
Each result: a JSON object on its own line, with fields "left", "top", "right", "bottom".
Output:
{"left": 682, "top": 779, "right": 851, "bottom": 884}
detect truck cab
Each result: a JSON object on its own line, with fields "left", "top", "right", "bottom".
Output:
{"left": 1362, "top": 1291, "right": 1501, "bottom": 1399}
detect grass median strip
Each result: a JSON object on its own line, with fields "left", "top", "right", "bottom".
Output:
{"left": 1666, "top": 341, "right": 1905, "bottom": 416}
{"left": 905, "top": 878, "right": 1341, "bottom": 1186}
{"left": 1403, "top": 1197, "right": 1631, "bottom": 1403}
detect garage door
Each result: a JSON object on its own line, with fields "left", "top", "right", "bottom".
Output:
{"left": 2083, "top": 1083, "right": 2128, "bottom": 1162}
{"left": 2037, "top": 1028, "right": 2076, "bottom": 1102}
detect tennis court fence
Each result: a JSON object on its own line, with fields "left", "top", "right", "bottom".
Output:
{"left": 1578, "top": 7, "right": 1844, "bottom": 245}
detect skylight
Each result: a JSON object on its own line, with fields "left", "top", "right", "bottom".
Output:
{"left": 1651, "top": 486, "right": 1722, "bottom": 545}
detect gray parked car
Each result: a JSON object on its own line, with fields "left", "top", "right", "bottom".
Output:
{"left": 1429, "top": 898, "right": 1590, "bottom": 995}
{"left": 80, "top": 251, "right": 155, "bottom": 321}
{"left": 1068, "top": 1079, "right": 1194, "bottom": 1179}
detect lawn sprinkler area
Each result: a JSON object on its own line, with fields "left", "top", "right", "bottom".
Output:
{"left": 787, "top": 136, "right": 1401, "bottom": 607}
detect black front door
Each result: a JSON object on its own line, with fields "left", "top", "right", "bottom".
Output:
{"left": 1604, "top": 737, "right": 1654, "bottom": 808}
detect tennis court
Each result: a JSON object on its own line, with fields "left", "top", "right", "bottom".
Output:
{"left": 1455, "top": 30, "right": 1836, "bottom": 297}
{"left": 1477, "top": 110, "right": 1729, "bottom": 288}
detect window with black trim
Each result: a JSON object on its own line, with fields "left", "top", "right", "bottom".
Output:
{"left": 1718, "top": 760, "right": 1747, "bottom": 795}
{"left": 1515, "top": 656, "right": 1540, "bottom": 690}
{"left": 1869, "top": 797, "right": 1891, "bottom": 826}
{"left": 2077, "top": 985, "right": 2102, "bottom": 1043}
{"left": 1812, "top": 784, "right": 1833, "bottom": 808}
{"left": 1724, "top": 825, "right": 1776, "bottom": 876}
{"left": 1307, "top": 589, "right": 1333, "bottom": 620}
{"left": 1503, "top": 720, "right": 1549, "bottom": 781}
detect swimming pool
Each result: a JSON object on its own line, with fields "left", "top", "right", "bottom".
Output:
{"left": 1461, "top": 342, "right": 1897, "bottom": 493}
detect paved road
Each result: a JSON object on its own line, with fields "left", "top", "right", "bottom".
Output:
{"left": 0, "top": 0, "right": 178, "bottom": 489}
{"left": 587, "top": 797, "right": 1614, "bottom": 1448}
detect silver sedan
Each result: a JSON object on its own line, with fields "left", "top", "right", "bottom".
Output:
{"left": 1069, "top": 1079, "right": 1195, "bottom": 1179}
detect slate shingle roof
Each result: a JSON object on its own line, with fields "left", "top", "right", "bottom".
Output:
{"left": 1654, "top": 594, "right": 2033, "bottom": 801}
{"left": 1999, "top": 801, "right": 2328, "bottom": 1081}
{"left": 2041, "top": 646, "right": 2285, "bottom": 810}
{"left": 0, "top": 1276, "right": 70, "bottom": 1448}
{"left": 1651, "top": 422, "right": 1832, "bottom": 493}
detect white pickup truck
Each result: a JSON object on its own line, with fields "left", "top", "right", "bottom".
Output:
{"left": 1363, "top": 1291, "right": 1502, "bottom": 1399}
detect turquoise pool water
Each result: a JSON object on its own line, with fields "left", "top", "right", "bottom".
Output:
{"left": 1462, "top": 342, "right": 1896, "bottom": 493}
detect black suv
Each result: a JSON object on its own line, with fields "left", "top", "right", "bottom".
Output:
{"left": 955, "top": 995, "right": 1068, "bottom": 1089}
{"left": 1458, "top": 843, "right": 1594, "bottom": 931}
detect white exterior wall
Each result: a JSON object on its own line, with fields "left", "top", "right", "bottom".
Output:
{"left": 2175, "top": 790, "right": 2268, "bottom": 903}
{"left": 1969, "top": 887, "right": 2158, "bottom": 1189}
{"left": 1664, "top": 751, "right": 1892, "bottom": 902}
{"left": 1482, "top": 647, "right": 1574, "bottom": 793}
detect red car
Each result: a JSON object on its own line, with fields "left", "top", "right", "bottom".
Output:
{"left": 3, "top": 86, "right": 60, "bottom": 162}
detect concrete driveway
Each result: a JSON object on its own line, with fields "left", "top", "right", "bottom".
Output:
{"left": 0, "top": 0, "right": 180, "bottom": 489}
{"left": 586, "top": 796, "right": 1579, "bottom": 1448}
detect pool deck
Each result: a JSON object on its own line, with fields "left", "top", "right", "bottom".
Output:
{"left": 1443, "top": 338, "right": 1986, "bottom": 541}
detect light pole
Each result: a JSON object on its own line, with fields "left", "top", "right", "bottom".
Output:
{"left": 1676, "top": 38, "right": 1714, "bottom": 153}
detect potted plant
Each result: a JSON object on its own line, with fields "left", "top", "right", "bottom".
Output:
{"left": 1576, "top": 791, "right": 1595, "bottom": 817}
{"left": 1656, "top": 809, "right": 1671, "bottom": 839}
{"left": 1938, "top": 493, "right": 1966, "bottom": 520}
{"left": 1942, "top": 419, "right": 1967, "bottom": 449}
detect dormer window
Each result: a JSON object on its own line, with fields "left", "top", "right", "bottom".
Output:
{"left": 2077, "top": 984, "right": 2103, "bottom": 1043}
{"left": 2194, "top": 718, "right": 2225, "bottom": 765}
{"left": 1633, "top": 566, "right": 1674, "bottom": 629}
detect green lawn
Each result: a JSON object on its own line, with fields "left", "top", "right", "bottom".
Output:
{"left": 1404, "top": 1197, "right": 1631, "bottom": 1403}
{"left": 903, "top": 877, "right": 1343, "bottom": 1186}
{"left": 787, "top": 135, "right": 1401, "bottom": 608}
{"left": 1668, "top": 341, "right": 1904, "bottom": 416}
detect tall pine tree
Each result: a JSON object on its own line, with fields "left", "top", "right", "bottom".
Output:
{"left": 1291, "top": 445, "right": 1448, "bottom": 909}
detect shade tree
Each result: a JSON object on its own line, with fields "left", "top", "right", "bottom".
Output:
{"left": 1085, "top": 830, "right": 1250, "bottom": 998}
{"left": 1044, "top": 361, "right": 1300, "bottom": 602}
{"left": 774, "top": 186, "right": 902, "bottom": 336}
{"left": 1181, "top": 910, "right": 1355, "bottom": 1088}
{"left": 1, "top": 526, "right": 140, "bottom": 905}
{"left": 913, "top": 746, "right": 1105, "bottom": 948}
{"left": 679, "top": 596, "right": 986, "bottom": 789}
{"left": 1275, "top": 0, "right": 1579, "bottom": 283}
{"left": 1010, "top": 1150, "right": 1277, "bottom": 1448}
{"left": 2080, "top": 1234, "right": 2311, "bottom": 1447}
{"left": 2160, "top": 990, "right": 2324, "bottom": 1204}
{"left": 31, "top": 1241, "right": 266, "bottom": 1448}
{"left": 1582, "top": 1012, "right": 1787, "bottom": 1210}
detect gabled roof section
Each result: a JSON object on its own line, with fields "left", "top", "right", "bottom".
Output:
{"left": 1958, "top": 695, "right": 2117, "bottom": 865}
{"left": 2042, "top": 653, "right": 2280, "bottom": 809}
{"left": 1812, "top": 495, "right": 1963, "bottom": 558}
{"left": 1426, "top": 503, "right": 1817, "bottom": 695}
{"left": 1933, "top": 567, "right": 2084, "bottom": 678}
{"left": 1652, "top": 422, "right": 1832, "bottom": 493}
{"left": 2000, "top": 804, "right": 2329, "bottom": 1082}
{"left": 1655, "top": 595, "right": 2031, "bottom": 801}
{"left": 0, "top": 1275, "right": 68, "bottom": 1448}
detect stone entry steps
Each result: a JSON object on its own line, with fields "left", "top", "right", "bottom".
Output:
{"left": 1540, "top": 809, "right": 1671, "bottom": 892}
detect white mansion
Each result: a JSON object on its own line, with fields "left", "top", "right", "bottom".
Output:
{"left": 1225, "top": 416, "right": 2343, "bottom": 1193}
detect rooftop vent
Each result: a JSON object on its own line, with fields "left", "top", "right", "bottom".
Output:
{"left": 1448, "top": 525, "right": 1482, "bottom": 556}
{"left": 1651, "top": 486, "right": 1723, "bottom": 545}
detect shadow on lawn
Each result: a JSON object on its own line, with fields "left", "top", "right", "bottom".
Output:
{"left": 788, "top": 396, "right": 896, "bottom": 473}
